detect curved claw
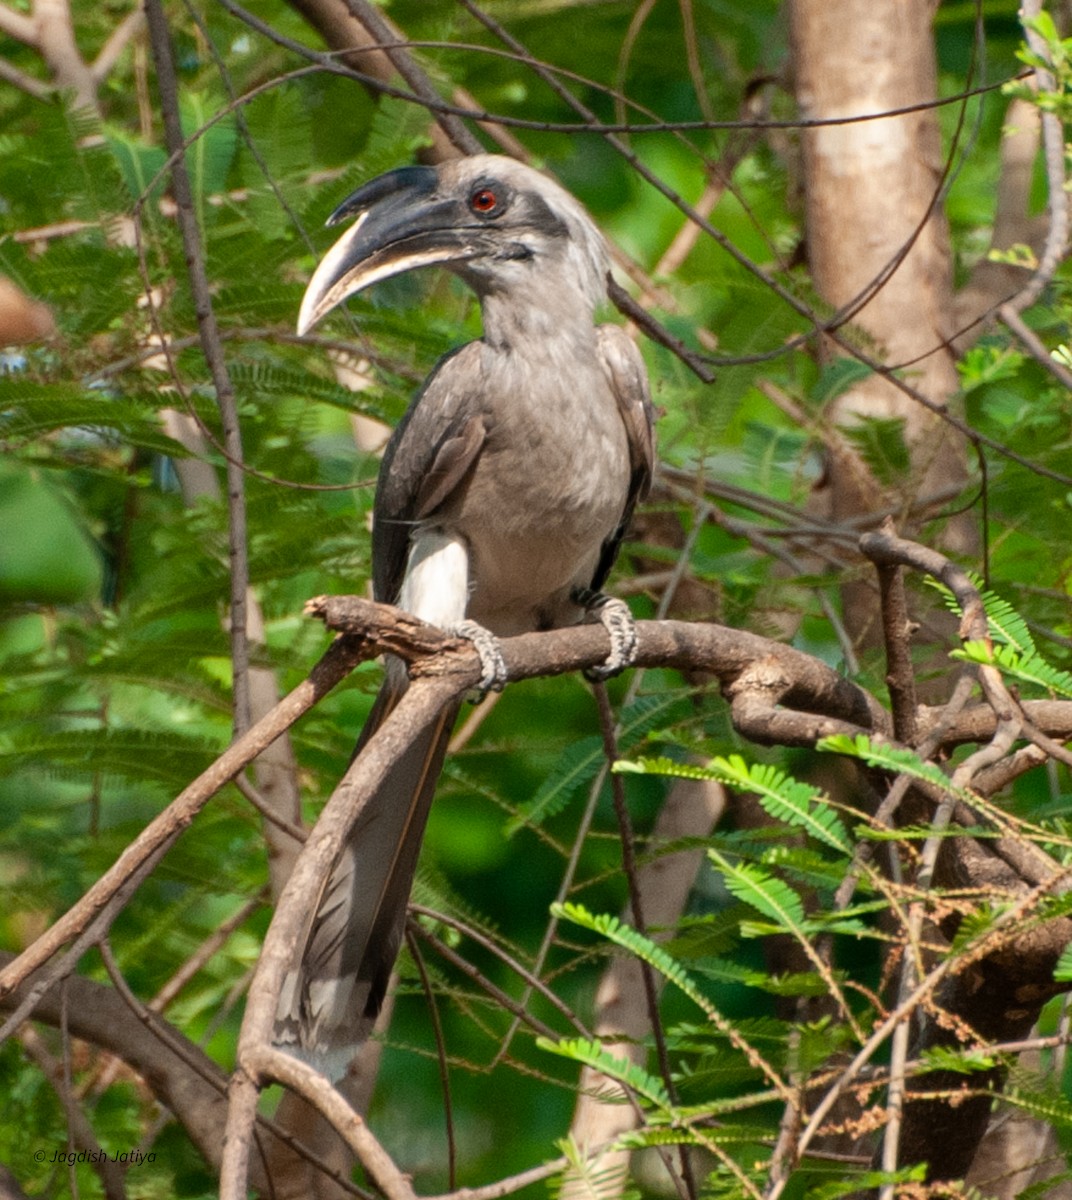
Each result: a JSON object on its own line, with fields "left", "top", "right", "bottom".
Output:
{"left": 451, "top": 618, "right": 509, "bottom": 699}
{"left": 576, "top": 592, "right": 638, "bottom": 681}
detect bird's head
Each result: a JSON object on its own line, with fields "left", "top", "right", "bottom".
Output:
{"left": 296, "top": 155, "right": 610, "bottom": 335}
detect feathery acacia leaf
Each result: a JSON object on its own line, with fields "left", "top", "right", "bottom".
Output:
{"left": 617, "top": 753, "right": 851, "bottom": 853}
{"left": 954, "top": 640, "right": 1072, "bottom": 697}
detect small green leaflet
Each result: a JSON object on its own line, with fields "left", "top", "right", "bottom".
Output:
{"left": 817, "top": 734, "right": 974, "bottom": 803}
{"left": 1002, "top": 1086, "right": 1072, "bottom": 1131}
{"left": 511, "top": 693, "right": 684, "bottom": 835}
{"left": 925, "top": 576, "right": 1072, "bottom": 696}
{"left": 708, "top": 851, "right": 806, "bottom": 933}
{"left": 536, "top": 1037, "right": 670, "bottom": 1109}
{"left": 552, "top": 902, "right": 717, "bottom": 1019}
{"left": 926, "top": 575, "right": 1035, "bottom": 655}
{"left": 617, "top": 754, "right": 851, "bottom": 854}
{"left": 917, "top": 1045, "right": 997, "bottom": 1075}
{"left": 954, "top": 641, "right": 1072, "bottom": 699}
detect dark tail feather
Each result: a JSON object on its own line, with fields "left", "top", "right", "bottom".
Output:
{"left": 275, "top": 666, "right": 460, "bottom": 1077}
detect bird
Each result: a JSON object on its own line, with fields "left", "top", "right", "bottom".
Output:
{"left": 275, "top": 154, "right": 654, "bottom": 1079}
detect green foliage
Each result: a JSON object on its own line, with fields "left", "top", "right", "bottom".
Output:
{"left": 2, "top": 0, "right": 1072, "bottom": 1196}
{"left": 1055, "top": 941, "right": 1072, "bottom": 982}
{"left": 918, "top": 1045, "right": 999, "bottom": 1075}
{"left": 709, "top": 851, "right": 809, "bottom": 932}
{"left": 549, "top": 1136, "right": 640, "bottom": 1200}
{"left": 508, "top": 693, "right": 687, "bottom": 835}
{"left": 553, "top": 902, "right": 722, "bottom": 1020}
{"left": 928, "top": 573, "right": 1036, "bottom": 654}
{"left": 817, "top": 732, "right": 975, "bottom": 803}
{"left": 955, "top": 640, "right": 1072, "bottom": 698}
{"left": 841, "top": 415, "right": 911, "bottom": 486}
{"left": 537, "top": 1037, "right": 672, "bottom": 1109}
{"left": 925, "top": 575, "right": 1072, "bottom": 695}
{"left": 618, "top": 753, "right": 851, "bottom": 853}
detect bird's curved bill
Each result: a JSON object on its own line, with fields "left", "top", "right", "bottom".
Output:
{"left": 297, "top": 166, "right": 485, "bottom": 335}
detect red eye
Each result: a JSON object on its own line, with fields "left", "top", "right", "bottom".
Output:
{"left": 470, "top": 188, "right": 498, "bottom": 213}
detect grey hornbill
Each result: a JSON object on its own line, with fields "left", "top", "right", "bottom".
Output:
{"left": 275, "top": 155, "right": 654, "bottom": 1078}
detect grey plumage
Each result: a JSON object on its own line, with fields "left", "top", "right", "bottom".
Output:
{"left": 275, "top": 155, "right": 654, "bottom": 1078}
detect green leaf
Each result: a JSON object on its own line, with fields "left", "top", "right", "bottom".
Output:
{"left": 536, "top": 1037, "right": 670, "bottom": 1109}
{"left": 841, "top": 416, "right": 911, "bottom": 485}
{"left": 949, "top": 903, "right": 1010, "bottom": 953}
{"left": 917, "top": 1045, "right": 998, "bottom": 1075}
{"left": 553, "top": 902, "right": 721, "bottom": 1020}
{"left": 180, "top": 92, "right": 238, "bottom": 230}
{"left": 618, "top": 753, "right": 851, "bottom": 854}
{"left": 953, "top": 640, "right": 1072, "bottom": 698}
{"left": 1002, "top": 1086, "right": 1072, "bottom": 1131}
{"left": 807, "top": 1165, "right": 927, "bottom": 1200}
{"left": 708, "top": 850, "right": 807, "bottom": 930}
{"left": 927, "top": 575, "right": 1035, "bottom": 654}
{"left": 509, "top": 693, "right": 684, "bottom": 834}
{"left": 104, "top": 126, "right": 169, "bottom": 207}
{"left": 1054, "top": 942, "right": 1072, "bottom": 982}
{"left": 0, "top": 462, "right": 102, "bottom": 603}
{"left": 812, "top": 357, "right": 874, "bottom": 404}
{"left": 549, "top": 1136, "right": 639, "bottom": 1200}
{"left": 0, "top": 377, "right": 183, "bottom": 453}
{"left": 705, "top": 754, "right": 851, "bottom": 853}
{"left": 817, "top": 734, "right": 972, "bottom": 803}
{"left": 1024, "top": 10, "right": 1059, "bottom": 47}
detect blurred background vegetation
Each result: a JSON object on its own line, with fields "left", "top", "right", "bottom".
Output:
{"left": 2, "top": 1, "right": 1072, "bottom": 1197}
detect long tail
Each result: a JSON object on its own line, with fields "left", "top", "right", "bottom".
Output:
{"left": 275, "top": 661, "right": 460, "bottom": 1078}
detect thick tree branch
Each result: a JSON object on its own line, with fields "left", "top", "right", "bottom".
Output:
{"left": 222, "top": 675, "right": 460, "bottom": 1198}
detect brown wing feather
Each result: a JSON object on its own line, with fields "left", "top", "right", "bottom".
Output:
{"left": 372, "top": 342, "right": 488, "bottom": 604}
{"left": 590, "top": 324, "right": 655, "bottom": 591}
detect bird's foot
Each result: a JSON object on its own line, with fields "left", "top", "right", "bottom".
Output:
{"left": 573, "top": 590, "right": 638, "bottom": 681}
{"left": 450, "top": 619, "right": 508, "bottom": 699}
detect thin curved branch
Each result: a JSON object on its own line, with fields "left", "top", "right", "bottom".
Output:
{"left": 1002, "top": 0, "right": 1069, "bottom": 314}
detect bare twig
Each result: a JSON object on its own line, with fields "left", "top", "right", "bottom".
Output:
{"left": 998, "top": 303, "right": 1072, "bottom": 391}
{"left": 405, "top": 926, "right": 457, "bottom": 1188}
{"left": 339, "top": 0, "right": 480, "bottom": 156}
{"left": 0, "top": 2, "right": 36, "bottom": 44}
{"left": 18, "top": 1027, "right": 129, "bottom": 1200}
{"left": 408, "top": 923, "right": 562, "bottom": 1044}
{"left": 0, "top": 55, "right": 53, "bottom": 98}
{"left": 875, "top": 548, "right": 919, "bottom": 744}
{"left": 1001, "top": 0, "right": 1069, "bottom": 315}
{"left": 144, "top": 0, "right": 253, "bottom": 735}
{"left": 91, "top": 5, "right": 144, "bottom": 81}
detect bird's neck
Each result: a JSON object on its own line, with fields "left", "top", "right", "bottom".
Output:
{"left": 478, "top": 285, "right": 598, "bottom": 355}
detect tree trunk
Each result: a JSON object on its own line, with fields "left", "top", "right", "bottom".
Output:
{"left": 789, "top": 0, "right": 973, "bottom": 643}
